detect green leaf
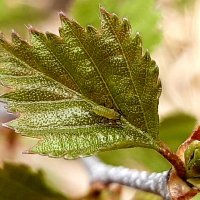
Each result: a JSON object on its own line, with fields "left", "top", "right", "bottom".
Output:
{"left": 0, "top": 8, "right": 161, "bottom": 158}
{"left": 0, "top": 162, "right": 68, "bottom": 200}
{"left": 71, "top": 0, "right": 161, "bottom": 51}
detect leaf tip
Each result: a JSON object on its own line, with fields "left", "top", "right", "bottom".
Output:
{"left": 1, "top": 122, "right": 15, "bottom": 131}
{"left": 11, "top": 29, "right": 21, "bottom": 40}
{"left": 11, "top": 29, "right": 18, "bottom": 36}
{"left": 99, "top": 6, "right": 109, "bottom": 16}
{"left": 136, "top": 31, "right": 141, "bottom": 36}
{"left": 27, "top": 25, "right": 41, "bottom": 36}
{"left": 99, "top": 4, "right": 105, "bottom": 11}
{"left": 122, "top": 18, "right": 131, "bottom": 32}
{"left": 25, "top": 24, "right": 33, "bottom": 30}
{"left": 132, "top": 32, "right": 142, "bottom": 48}
{"left": 59, "top": 11, "right": 67, "bottom": 21}
{"left": 86, "top": 25, "right": 97, "bottom": 34}
{"left": 144, "top": 50, "right": 151, "bottom": 61}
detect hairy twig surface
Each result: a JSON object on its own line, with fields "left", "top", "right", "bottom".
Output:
{"left": 82, "top": 157, "right": 170, "bottom": 200}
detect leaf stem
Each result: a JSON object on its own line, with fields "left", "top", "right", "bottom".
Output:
{"left": 158, "top": 142, "right": 186, "bottom": 179}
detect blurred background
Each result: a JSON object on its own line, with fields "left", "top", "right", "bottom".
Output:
{"left": 0, "top": 0, "right": 200, "bottom": 199}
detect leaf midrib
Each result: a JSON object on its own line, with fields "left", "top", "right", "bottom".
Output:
{"left": 65, "top": 20, "right": 120, "bottom": 111}
{"left": 103, "top": 13, "right": 150, "bottom": 134}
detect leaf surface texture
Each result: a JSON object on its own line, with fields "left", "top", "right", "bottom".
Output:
{"left": 0, "top": 8, "right": 161, "bottom": 158}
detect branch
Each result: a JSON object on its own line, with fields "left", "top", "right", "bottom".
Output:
{"left": 82, "top": 157, "right": 170, "bottom": 200}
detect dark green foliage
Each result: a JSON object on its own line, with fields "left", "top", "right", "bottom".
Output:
{"left": 0, "top": 162, "right": 68, "bottom": 200}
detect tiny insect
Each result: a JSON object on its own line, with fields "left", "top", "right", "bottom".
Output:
{"left": 92, "top": 105, "right": 120, "bottom": 120}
